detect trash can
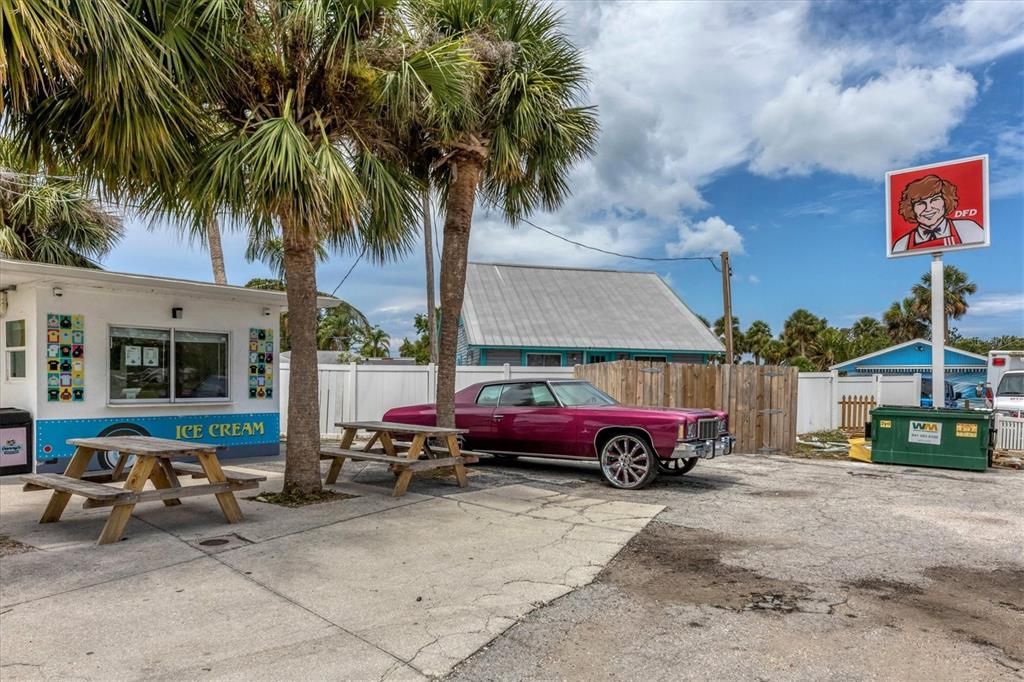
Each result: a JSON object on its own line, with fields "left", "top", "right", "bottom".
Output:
{"left": 0, "top": 408, "right": 33, "bottom": 476}
{"left": 870, "top": 405, "right": 993, "bottom": 472}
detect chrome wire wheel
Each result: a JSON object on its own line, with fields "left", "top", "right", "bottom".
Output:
{"left": 599, "top": 434, "right": 658, "bottom": 490}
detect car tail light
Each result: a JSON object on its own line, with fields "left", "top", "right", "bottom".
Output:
{"left": 993, "top": 357, "right": 1006, "bottom": 366}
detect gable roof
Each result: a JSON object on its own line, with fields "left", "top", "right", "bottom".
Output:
{"left": 462, "top": 262, "right": 724, "bottom": 353}
{"left": 830, "top": 338, "right": 988, "bottom": 371}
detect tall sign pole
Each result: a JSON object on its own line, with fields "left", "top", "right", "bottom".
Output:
{"left": 720, "top": 251, "right": 734, "bottom": 365}
{"left": 885, "top": 155, "right": 988, "bottom": 409}
{"left": 931, "top": 255, "right": 944, "bottom": 403}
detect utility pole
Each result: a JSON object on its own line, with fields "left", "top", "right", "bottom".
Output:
{"left": 721, "top": 250, "right": 734, "bottom": 365}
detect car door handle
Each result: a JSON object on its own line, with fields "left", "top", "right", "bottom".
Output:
{"left": 493, "top": 414, "right": 504, "bottom": 421}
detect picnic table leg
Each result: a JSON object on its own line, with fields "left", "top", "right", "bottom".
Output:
{"left": 40, "top": 446, "right": 96, "bottom": 523}
{"left": 392, "top": 434, "right": 425, "bottom": 497}
{"left": 149, "top": 460, "right": 182, "bottom": 506}
{"left": 325, "top": 427, "right": 357, "bottom": 485}
{"left": 111, "top": 452, "right": 130, "bottom": 481}
{"left": 196, "top": 451, "right": 244, "bottom": 523}
{"left": 445, "top": 435, "right": 469, "bottom": 488}
{"left": 97, "top": 456, "right": 157, "bottom": 544}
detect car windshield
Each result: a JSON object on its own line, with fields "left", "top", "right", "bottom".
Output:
{"left": 997, "top": 373, "right": 1024, "bottom": 396}
{"left": 550, "top": 382, "right": 618, "bottom": 406}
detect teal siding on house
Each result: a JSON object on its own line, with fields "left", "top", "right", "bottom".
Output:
{"left": 462, "top": 344, "right": 713, "bottom": 367}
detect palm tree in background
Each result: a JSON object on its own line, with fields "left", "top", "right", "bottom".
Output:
{"left": 318, "top": 304, "right": 370, "bottom": 353}
{"left": 359, "top": 326, "right": 391, "bottom": 358}
{"left": 911, "top": 265, "right": 977, "bottom": 342}
{"left": 411, "top": 0, "right": 599, "bottom": 427}
{"left": 783, "top": 309, "right": 826, "bottom": 358}
{"left": 808, "top": 327, "right": 850, "bottom": 371}
{"left": 744, "top": 320, "right": 772, "bottom": 365}
{"left": 0, "top": 144, "right": 122, "bottom": 266}
{"left": 714, "top": 315, "right": 746, "bottom": 361}
{"left": 884, "top": 297, "right": 929, "bottom": 343}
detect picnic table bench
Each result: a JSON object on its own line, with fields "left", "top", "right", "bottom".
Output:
{"left": 21, "top": 436, "right": 265, "bottom": 544}
{"left": 322, "top": 421, "right": 476, "bottom": 497}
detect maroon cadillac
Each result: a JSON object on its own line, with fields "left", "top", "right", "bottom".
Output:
{"left": 382, "top": 379, "right": 734, "bottom": 490}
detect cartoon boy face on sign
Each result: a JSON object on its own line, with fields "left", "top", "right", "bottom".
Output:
{"left": 886, "top": 155, "right": 989, "bottom": 258}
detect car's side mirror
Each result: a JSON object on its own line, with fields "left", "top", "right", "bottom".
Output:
{"left": 955, "top": 391, "right": 962, "bottom": 399}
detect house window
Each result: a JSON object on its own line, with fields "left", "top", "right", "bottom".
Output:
{"left": 4, "top": 319, "right": 26, "bottom": 379}
{"left": 566, "top": 351, "right": 583, "bottom": 366}
{"left": 634, "top": 355, "right": 667, "bottom": 363}
{"left": 587, "top": 354, "right": 607, "bottom": 364}
{"left": 109, "top": 327, "right": 230, "bottom": 403}
{"left": 175, "top": 331, "right": 229, "bottom": 400}
{"left": 526, "top": 353, "right": 561, "bottom": 367}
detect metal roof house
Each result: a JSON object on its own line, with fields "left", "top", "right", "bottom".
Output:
{"left": 457, "top": 263, "right": 724, "bottom": 367}
{"left": 830, "top": 339, "right": 987, "bottom": 377}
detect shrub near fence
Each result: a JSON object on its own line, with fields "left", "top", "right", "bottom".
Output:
{"left": 573, "top": 361, "right": 799, "bottom": 455}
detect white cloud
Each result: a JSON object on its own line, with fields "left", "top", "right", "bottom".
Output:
{"left": 467, "top": 214, "right": 659, "bottom": 268}
{"left": 967, "top": 293, "right": 1024, "bottom": 317}
{"left": 932, "top": 0, "right": 1024, "bottom": 64}
{"left": 666, "top": 216, "right": 744, "bottom": 257}
{"left": 751, "top": 66, "right": 977, "bottom": 179}
{"left": 749, "top": 274, "right": 761, "bottom": 285}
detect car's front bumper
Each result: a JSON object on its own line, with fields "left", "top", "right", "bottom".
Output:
{"left": 671, "top": 434, "right": 735, "bottom": 460}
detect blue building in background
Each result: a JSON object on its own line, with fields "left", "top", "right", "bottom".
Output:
{"left": 831, "top": 338, "right": 987, "bottom": 405}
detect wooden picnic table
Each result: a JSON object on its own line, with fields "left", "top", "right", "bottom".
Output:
{"left": 322, "top": 421, "right": 474, "bottom": 497}
{"left": 21, "top": 436, "right": 265, "bottom": 545}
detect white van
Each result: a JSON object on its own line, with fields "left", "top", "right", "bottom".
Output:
{"left": 986, "top": 350, "right": 1024, "bottom": 417}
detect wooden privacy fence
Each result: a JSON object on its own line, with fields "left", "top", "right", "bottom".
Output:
{"left": 574, "top": 361, "right": 799, "bottom": 454}
{"left": 839, "top": 395, "right": 876, "bottom": 434}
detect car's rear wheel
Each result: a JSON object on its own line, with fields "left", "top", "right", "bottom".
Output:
{"left": 658, "top": 457, "right": 698, "bottom": 476}
{"left": 599, "top": 434, "right": 659, "bottom": 490}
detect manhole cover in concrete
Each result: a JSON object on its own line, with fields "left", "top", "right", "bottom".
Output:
{"left": 193, "top": 533, "right": 253, "bottom": 552}
{"left": 199, "top": 538, "right": 230, "bottom": 547}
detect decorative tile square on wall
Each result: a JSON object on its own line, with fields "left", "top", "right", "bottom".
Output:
{"left": 47, "top": 314, "right": 84, "bottom": 402}
{"left": 248, "top": 328, "right": 274, "bottom": 399}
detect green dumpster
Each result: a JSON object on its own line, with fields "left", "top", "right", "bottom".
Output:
{"left": 870, "top": 406, "right": 994, "bottom": 472}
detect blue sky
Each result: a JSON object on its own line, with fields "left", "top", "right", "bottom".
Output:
{"left": 104, "top": 0, "right": 1024, "bottom": 348}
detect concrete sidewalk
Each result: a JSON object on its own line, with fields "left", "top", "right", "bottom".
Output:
{"left": 0, "top": 465, "right": 662, "bottom": 680}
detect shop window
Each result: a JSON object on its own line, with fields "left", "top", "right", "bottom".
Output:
{"left": 4, "top": 319, "right": 26, "bottom": 379}
{"left": 110, "top": 327, "right": 171, "bottom": 401}
{"left": 526, "top": 353, "right": 561, "bottom": 367}
{"left": 110, "top": 327, "right": 232, "bottom": 403}
{"left": 175, "top": 331, "right": 229, "bottom": 400}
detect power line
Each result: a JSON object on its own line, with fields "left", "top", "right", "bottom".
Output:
{"left": 330, "top": 245, "right": 367, "bottom": 296}
{"left": 521, "top": 218, "right": 721, "bottom": 272}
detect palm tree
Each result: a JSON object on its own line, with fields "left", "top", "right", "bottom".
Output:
{"left": 851, "top": 316, "right": 884, "bottom": 340}
{"left": 808, "top": 327, "right": 850, "bottom": 371}
{"left": 884, "top": 297, "right": 928, "bottom": 343}
{"left": 6, "top": 2, "right": 476, "bottom": 494}
{"left": 359, "top": 326, "right": 391, "bottom": 359}
{"left": 763, "top": 339, "right": 789, "bottom": 366}
{"left": 714, "top": 315, "right": 745, "bottom": 362}
{"left": 317, "top": 304, "right": 369, "bottom": 353}
{"left": 910, "top": 265, "right": 977, "bottom": 342}
{"left": 783, "top": 309, "right": 826, "bottom": 358}
{"left": 744, "top": 320, "right": 772, "bottom": 365}
{"left": 412, "top": 0, "right": 599, "bottom": 426}
{"left": 0, "top": 146, "right": 122, "bottom": 266}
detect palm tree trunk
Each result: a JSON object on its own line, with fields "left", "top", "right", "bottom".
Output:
{"left": 422, "top": 187, "right": 438, "bottom": 365}
{"left": 206, "top": 214, "right": 227, "bottom": 285}
{"left": 436, "top": 158, "right": 483, "bottom": 428}
{"left": 281, "top": 220, "right": 322, "bottom": 494}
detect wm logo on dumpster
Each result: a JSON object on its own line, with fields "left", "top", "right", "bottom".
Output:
{"left": 908, "top": 420, "right": 942, "bottom": 445}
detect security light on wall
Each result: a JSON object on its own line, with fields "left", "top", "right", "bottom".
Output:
{"left": 262, "top": 307, "right": 272, "bottom": 316}
{"left": 52, "top": 287, "right": 63, "bottom": 297}
{"left": 171, "top": 307, "right": 183, "bottom": 319}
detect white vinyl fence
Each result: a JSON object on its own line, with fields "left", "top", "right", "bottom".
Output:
{"left": 995, "top": 414, "right": 1024, "bottom": 451}
{"left": 797, "top": 372, "right": 922, "bottom": 433}
{"left": 279, "top": 363, "right": 575, "bottom": 437}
